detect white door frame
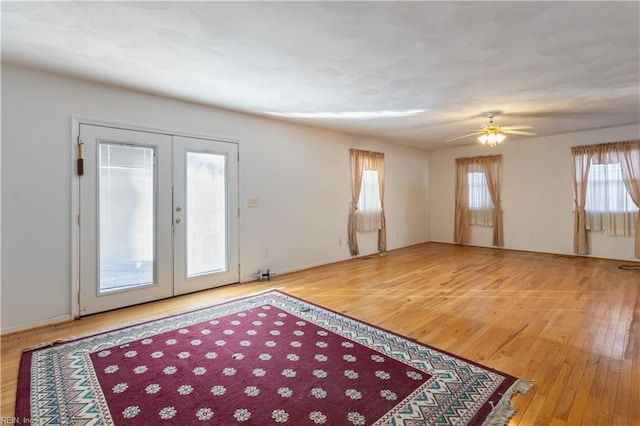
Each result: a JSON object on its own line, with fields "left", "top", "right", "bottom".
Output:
{"left": 70, "top": 116, "right": 243, "bottom": 319}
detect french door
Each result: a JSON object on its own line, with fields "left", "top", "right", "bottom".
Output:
{"left": 78, "top": 125, "right": 239, "bottom": 315}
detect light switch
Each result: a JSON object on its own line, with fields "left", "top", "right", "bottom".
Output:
{"left": 247, "top": 198, "right": 260, "bottom": 208}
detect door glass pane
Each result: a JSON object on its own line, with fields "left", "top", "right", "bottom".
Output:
{"left": 186, "top": 151, "right": 227, "bottom": 277}
{"left": 99, "top": 143, "right": 155, "bottom": 292}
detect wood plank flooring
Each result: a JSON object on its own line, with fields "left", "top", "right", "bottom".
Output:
{"left": 1, "top": 243, "right": 639, "bottom": 424}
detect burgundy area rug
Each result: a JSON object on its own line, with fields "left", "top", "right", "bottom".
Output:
{"left": 17, "top": 290, "right": 531, "bottom": 425}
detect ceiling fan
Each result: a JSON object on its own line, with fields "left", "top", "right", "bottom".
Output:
{"left": 447, "top": 112, "right": 537, "bottom": 146}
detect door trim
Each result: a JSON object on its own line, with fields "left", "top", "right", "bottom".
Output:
{"left": 71, "top": 116, "right": 242, "bottom": 319}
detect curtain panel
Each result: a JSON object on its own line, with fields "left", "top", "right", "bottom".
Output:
{"left": 454, "top": 155, "right": 504, "bottom": 247}
{"left": 348, "top": 149, "right": 386, "bottom": 256}
{"left": 467, "top": 172, "right": 493, "bottom": 226}
{"left": 356, "top": 170, "right": 383, "bottom": 231}
{"left": 570, "top": 140, "right": 640, "bottom": 258}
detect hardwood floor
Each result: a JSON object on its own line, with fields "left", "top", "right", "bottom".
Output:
{"left": 1, "top": 242, "right": 638, "bottom": 424}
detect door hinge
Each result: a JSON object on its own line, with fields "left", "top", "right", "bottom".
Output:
{"left": 237, "top": 152, "right": 240, "bottom": 162}
{"left": 77, "top": 292, "right": 81, "bottom": 304}
{"left": 77, "top": 214, "right": 81, "bottom": 225}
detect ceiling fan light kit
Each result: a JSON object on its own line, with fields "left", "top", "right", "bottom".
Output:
{"left": 478, "top": 126, "right": 506, "bottom": 147}
{"left": 447, "top": 112, "right": 536, "bottom": 146}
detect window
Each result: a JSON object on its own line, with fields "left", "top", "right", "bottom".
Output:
{"left": 467, "top": 172, "right": 493, "bottom": 226}
{"left": 349, "top": 148, "right": 386, "bottom": 256}
{"left": 454, "top": 154, "right": 503, "bottom": 247}
{"left": 586, "top": 162, "right": 637, "bottom": 213}
{"left": 571, "top": 141, "right": 640, "bottom": 257}
{"left": 356, "top": 169, "right": 382, "bottom": 231}
{"left": 585, "top": 161, "right": 638, "bottom": 235}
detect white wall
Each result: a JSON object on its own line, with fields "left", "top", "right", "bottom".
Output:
{"left": 0, "top": 64, "right": 430, "bottom": 333}
{"left": 429, "top": 124, "right": 640, "bottom": 260}
{"left": 4, "top": 62, "right": 635, "bottom": 335}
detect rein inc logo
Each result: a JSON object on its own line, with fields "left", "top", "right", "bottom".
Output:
{"left": 1, "top": 418, "right": 30, "bottom": 424}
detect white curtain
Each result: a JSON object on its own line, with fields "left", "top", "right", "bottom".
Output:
{"left": 356, "top": 170, "right": 382, "bottom": 231}
{"left": 585, "top": 162, "right": 637, "bottom": 236}
{"left": 467, "top": 171, "right": 493, "bottom": 226}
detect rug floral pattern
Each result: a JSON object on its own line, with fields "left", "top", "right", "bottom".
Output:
{"left": 18, "top": 291, "right": 529, "bottom": 425}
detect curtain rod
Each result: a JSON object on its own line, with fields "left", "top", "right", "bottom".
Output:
{"left": 571, "top": 140, "right": 640, "bottom": 150}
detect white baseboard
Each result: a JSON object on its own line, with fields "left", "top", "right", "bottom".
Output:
{"left": 1, "top": 314, "right": 73, "bottom": 335}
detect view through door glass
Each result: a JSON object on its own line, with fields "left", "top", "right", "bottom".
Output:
{"left": 99, "top": 143, "right": 156, "bottom": 292}
{"left": 186, "top": 151, "right": 227, "bottom": 276}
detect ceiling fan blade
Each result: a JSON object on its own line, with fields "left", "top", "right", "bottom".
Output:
{"left": 500, "top": 125, "right": 533, "bottom": 130}
{"left": 446, "top": 132, "right": 481, "bottom": 142}
{"left": 500, "top": 110, "right": 596, "bottom": 119}
{"left": 504, "top": 130, "right": 537, "bottom": 136}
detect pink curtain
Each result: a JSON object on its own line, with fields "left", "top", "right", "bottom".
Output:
{"left": 570, "top": 146, "right": 592, "bottom": 255}
{"left": 617, "top": 141, "right": 640, "bottom": 257}
{"left": 454, "top": 158, "right": 471, "bottom": 244}
{"left": 480, "top": 155, "right": 504, "bottom": 247}
{"left": 373, "top": 153, "right": 387, "bottom": 253}
{"left": 348, "top": 150, "right": 365, "bottom": 256}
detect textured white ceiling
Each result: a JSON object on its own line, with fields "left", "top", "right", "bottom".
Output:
{"left": 2, "top": 1, "right": 639, "bottom": 149}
